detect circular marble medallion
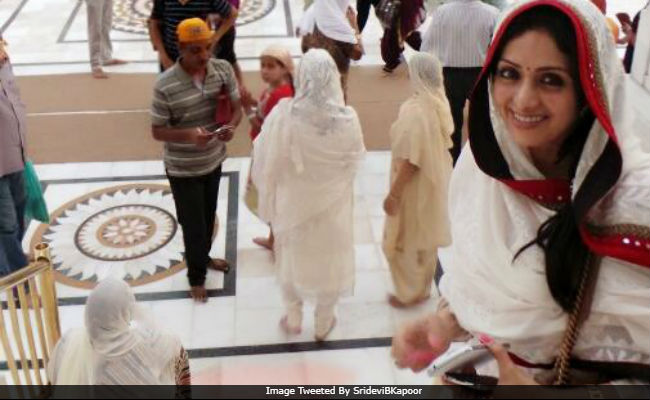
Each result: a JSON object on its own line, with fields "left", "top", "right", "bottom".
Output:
{"left": 75, "top": 204, "right": 176, "bottom": 261}
{"left": 30, "top": 184, "right": 194, "bottom": 289}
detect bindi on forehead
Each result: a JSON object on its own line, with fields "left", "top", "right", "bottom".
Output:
{"left": 500, "top": 58, "right": 569, "bottom": 74}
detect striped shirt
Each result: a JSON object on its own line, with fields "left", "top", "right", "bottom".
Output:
{"left": 151, "top": 58, "right": 240, "bottom": 177}
{"left": 151, "top": 0, "right": 232, "bottom": 62}
{"left": 422, "top": 0, "right": 499, "bottom": 68}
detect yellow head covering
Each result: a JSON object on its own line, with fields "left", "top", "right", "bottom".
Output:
{"left": 176, "top": 18, "right": 213, "bottom": 43}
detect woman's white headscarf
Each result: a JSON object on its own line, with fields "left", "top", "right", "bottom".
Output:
{"left": 406, "top": 52, "right": 454, "bottom": 148}
{"left": 47, "top": 279, "right": 181, "bottom": 385}
{"left": 251, "top": 49, "right": 365, "bottom": 233}
{"left": 439, "top": 0, "right": 650, "bottom": 368}
{"left": 298, "top": 0, "right": 357, "bottom": 44}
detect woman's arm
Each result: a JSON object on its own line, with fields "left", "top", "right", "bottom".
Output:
{"left": 346, "top": 6, "right": 364, "bottom": 58}
{"left": 392, "top": 299, "right": 470, "bottom": 372}
{"left": 350, "top": 41, "right": 364, "bottom": 60}
{"left": 384, "top": 159, "right": 419, "bottom": 216}
{"left": 175, "top": 347, "right": 191, "bottom": 386}
{"left": 174, "top": 347, "right": 191, "bottom": 398}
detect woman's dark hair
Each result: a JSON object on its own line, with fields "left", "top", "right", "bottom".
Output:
{"left": 490, "top": 6, "right": 596, "bottom": 312}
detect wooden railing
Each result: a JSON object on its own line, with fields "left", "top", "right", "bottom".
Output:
{"left": 0, "top": 243, "right": 61, "bottom": 386}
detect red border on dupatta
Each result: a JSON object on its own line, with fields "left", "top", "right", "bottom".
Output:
{"left": 499, "top": 179, "right": 571, "bottom": 206}
{"left": 580, "top": 227, "right": 650, "bottom": 267}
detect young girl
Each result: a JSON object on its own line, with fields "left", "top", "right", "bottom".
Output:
{"left": 245, "top": 45, "right": 295, "bottom": 250}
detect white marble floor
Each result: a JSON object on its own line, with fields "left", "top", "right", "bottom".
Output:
{"left": 1, "top": 153, "right": 451, "bottom": 385}
{"left": 1, "top": 0, "right": 392, "bottom": 76}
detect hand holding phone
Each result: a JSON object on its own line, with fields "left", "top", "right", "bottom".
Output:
{"left": 428, "top": 344, "right": 494, "bottom": 377}
{"left": 204, "top": 124, "right": 234, "bottom": 142}
{"left": 193, "top": 127, "right": 213, "bottom": 148}
{"left": 428, "top": 344, "right": 497, "bottom": 391}
{"left": 215, "top": 125, "right": 234, "bottom": 142}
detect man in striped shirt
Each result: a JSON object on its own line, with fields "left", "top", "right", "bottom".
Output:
{"left": 148, "top": 0, "right": 238, "bottom": 71}
{"left": 151, "top": 18, "right": 242, "bottom": 302}
{"left": 422, "top": 0, "right": 499, "bottom": 164}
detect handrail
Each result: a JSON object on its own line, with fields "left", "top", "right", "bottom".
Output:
{"left": 0, "top": 242, "right": 61, "bottom": 386}
{"left": 0, "top": 260, "right": 51, "bottom": 292}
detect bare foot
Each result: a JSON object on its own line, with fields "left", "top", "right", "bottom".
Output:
{"left": 102, "top": 58, "right": 128, "bottom": 66}
{"left": 207, "top": 258, "right": 230, "bottom": 273}
{"left": 388, "top": 294, "right": 430, "bottom": 309}
{"left": 91, "top": 67, "right": 109, "bottom": 79}
{"left": 190, "top": 285, "right": 208, "bottom": 303}
{"left": 252, "top": 237, "right": 273, "bottom": 250}
{"left": 315, "top": 317, "right": 336, "bottom": 342}
{"left": 279, "top": 315, "right": 302, "bottom": 335}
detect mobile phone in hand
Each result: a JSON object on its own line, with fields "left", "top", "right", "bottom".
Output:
{"left": 428, "top": 344, "right": 493, "bottom": 377}
{"left": 444, "top": 371, "right": 498, "bottom": 391}
{"left": 204, "top": 123, "right": 232, "bottom": 137}
{"left": 215, "top": 125, "right": 233, "bottom": 139}
{"left": 428, "top": 344, "right": 496, "bottom": 392}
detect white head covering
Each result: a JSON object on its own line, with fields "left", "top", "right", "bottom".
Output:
{"left": 299, "top": 0, "right": 357, "bottom": 44}
{"left": 47, "top": 279, "right": 182, "bottom": 385}
{"left": 261, "top": 44, "right": 295, "bottom": 74}
{"left": 85, "top": 278, "right": 141, "bottom": 357}
{"left": 408, "top": 51, "right": 444, "bottom": 97}
{"left": 440, "top": 0, "right": 650, "bottom": 369}
{"left": 291, "top": 47, "right": 351, "bottom": 128}
{"left": 406, "top": 52, "right": 454, "bottom": 146}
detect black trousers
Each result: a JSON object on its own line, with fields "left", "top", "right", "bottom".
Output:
{"left": 356, "top": 0, "right": 380, "bottom": 32}
{"left": 442, "top": 67, "right": 482, "bottom": 164}
{"left": 167, "top": 165, "right": 222, "bottom": 287}
{"left": 381, "top": 29, "right": 421, "bottom": 68}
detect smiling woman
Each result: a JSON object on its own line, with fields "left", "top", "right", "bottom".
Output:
{"left": 391, "top": 0, "right": 650, "bottom": 387}
{"left": 489, "top": 7, "right": 583, "bottom": 179}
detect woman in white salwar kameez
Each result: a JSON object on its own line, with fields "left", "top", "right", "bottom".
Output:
{"left": 383, "top": 52, "right": 454, "bottom": 308}
{"left": 252, "top": 49, "right": 366, "bottom": 341}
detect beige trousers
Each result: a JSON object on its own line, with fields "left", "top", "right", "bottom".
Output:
{"left": 386, "top": 247, "right": 438, "bottom": 304}
{"left": 86, "top": 0, "right": 114, "bottom": 68}
{"left": 282, "top": 283, "right": 338, "bottom": 337}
